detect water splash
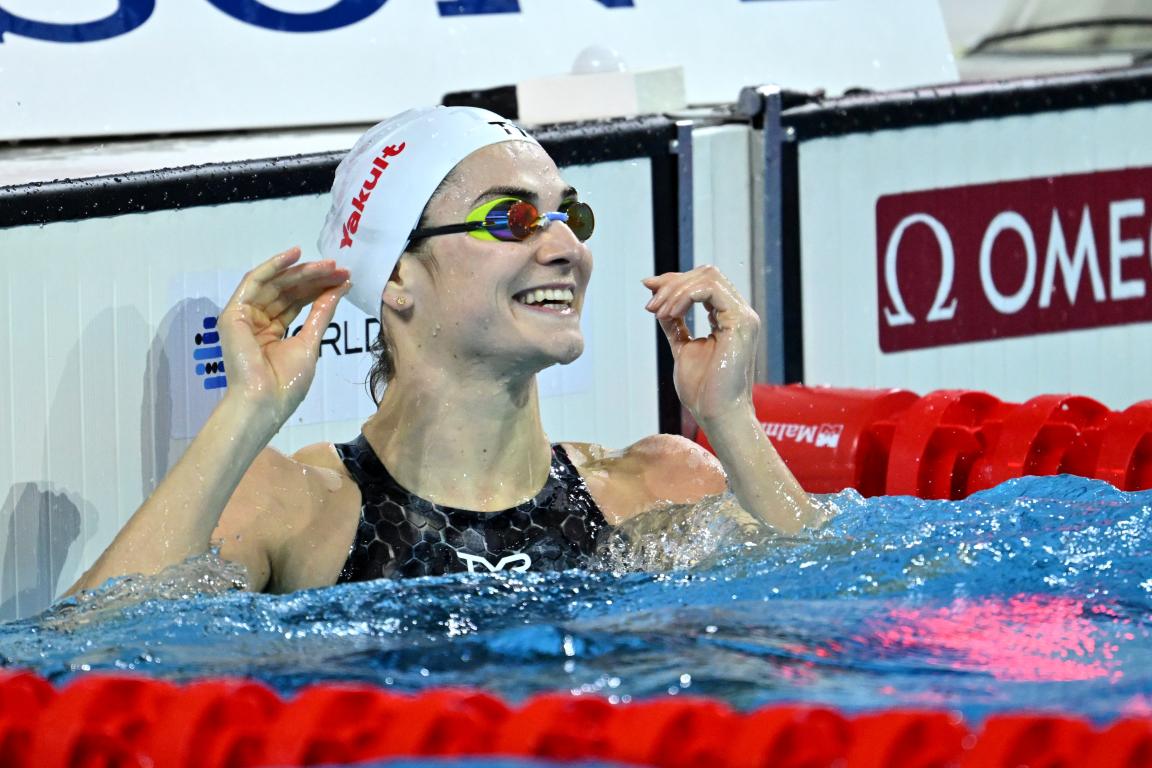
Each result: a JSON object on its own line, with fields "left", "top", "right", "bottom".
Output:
{"left": 41, "top": 549, "right": 247, "bottom": 633}
{"left": 593, "top": 492, "right": 767, "bottom": 572}
{"left": 1, "top": 475, "right": 1150, "bottom": 723}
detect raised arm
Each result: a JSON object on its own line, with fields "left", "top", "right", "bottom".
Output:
{"left": 642, "top": 266, "right": 825, "bottom": 534}
{"left": 67, "top": 248, "right": 349, "bottom": 594}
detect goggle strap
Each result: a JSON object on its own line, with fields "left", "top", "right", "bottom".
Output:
{"left": 409, "top": 221, "right": 486, "bottom": 239}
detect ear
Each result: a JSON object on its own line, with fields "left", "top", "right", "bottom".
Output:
{"left": 381, "top": 260, "right": 413, "bottom": 313}
{"left": 382, "top": 283, "right": 413, "bottom": 313}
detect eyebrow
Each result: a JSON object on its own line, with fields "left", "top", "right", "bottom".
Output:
{"left": 470, "top": 185, "right": 579, "bottom": 208}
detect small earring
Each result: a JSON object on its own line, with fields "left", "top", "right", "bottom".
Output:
{"left": 395, "top": 296, "right": 407, "bottom": 306}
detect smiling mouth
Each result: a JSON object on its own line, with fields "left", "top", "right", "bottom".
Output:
{"left": 514, "top": 287, "right": 576, "bottom": 313}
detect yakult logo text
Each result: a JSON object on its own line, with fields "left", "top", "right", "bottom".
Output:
{"left": 876, "top": 166, "right": 1152, "bottom": 352}
{"left": 340, "top": 142, "right": 405, "bottom": 250}
{"left": 762, "top": 422, "right": 843, "bottom": 449}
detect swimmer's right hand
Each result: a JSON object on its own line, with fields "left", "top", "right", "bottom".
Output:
{"left": 218, "top": 247, "right": 351, "bottom": 426}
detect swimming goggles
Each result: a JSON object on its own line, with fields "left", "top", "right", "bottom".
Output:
{"left": 410, "top": 197, "right": 595, "bottom": 244}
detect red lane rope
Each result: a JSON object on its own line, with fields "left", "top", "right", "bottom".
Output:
{"left": 1, "top": 671, "right": 1149, "bottom": 767}
{"left": 695, "top": 385, "right": 1152, "bottom": 499}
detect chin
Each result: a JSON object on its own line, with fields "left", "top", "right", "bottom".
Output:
{"left": 555, "top": 341, "right": 584, "bottom": 365}
{"left": 540, "top": 336, "right": 584, "bottom": 367}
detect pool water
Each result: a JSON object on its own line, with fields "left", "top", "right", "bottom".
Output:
{"left": 1, "top": 475, "right": 1149, "bottom": 726}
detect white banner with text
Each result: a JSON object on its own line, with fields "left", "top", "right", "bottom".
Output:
{"left": 798, "top": 100, "right": 1152, "bottom": 409}
{"left": 0, "top": 0, "right": 956, "bottom": 141}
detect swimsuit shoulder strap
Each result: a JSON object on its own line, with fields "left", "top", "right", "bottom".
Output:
{"left": 333, "top": 433, "right": 403, "bottom": 491}
{"left": 550, "top": 442, "right": 581, "bottom": 476}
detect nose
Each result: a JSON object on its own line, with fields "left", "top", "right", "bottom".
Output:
{"left": 533, "top": 216, "right": 588, "bottom": 267}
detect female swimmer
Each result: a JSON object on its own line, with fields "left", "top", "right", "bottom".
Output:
{"left": 69, "top": 107, "right": 825, "bottom": 594}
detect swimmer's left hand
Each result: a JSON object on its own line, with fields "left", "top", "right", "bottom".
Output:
{"left": 643, "top": 266, "right": 760, "bottom": 426}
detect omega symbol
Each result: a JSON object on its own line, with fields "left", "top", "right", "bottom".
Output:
{"left": 882, "top": 212, "right": 959, "bottom": 327}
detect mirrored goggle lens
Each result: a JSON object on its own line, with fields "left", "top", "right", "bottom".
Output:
{"left": 474, "top": 198, "right": 595, "bottom": 242}
{"left": 561, "top": 201, "right": 595, "bottom": 242}
{"left": 471, "top": 199, "right": 539, "bottom": 241}
{"left": 506, "top": 200, "right": 541, "bottom": 240}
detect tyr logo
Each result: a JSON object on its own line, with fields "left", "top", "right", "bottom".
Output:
{"left": 488, "top": 120, "right": 532, "bottom": 139}
{"left": 456, "top": 552, "right": 532, "bottom": 573}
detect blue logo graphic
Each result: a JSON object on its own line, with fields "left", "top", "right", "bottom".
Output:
{"left": 0, "top": 0, "right": 638, "bottom": 42}
{"left": 194, "top": 316, "right": 227, "bottom": 390}
{"left": 0, "top": 1, "right": 154, "bottom": 44}
{"left": 204, "top": 0, "right": 388, "bottom": 33}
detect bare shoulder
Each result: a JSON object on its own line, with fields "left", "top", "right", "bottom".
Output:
{"left": 561, "top": 435, "right": 727, "bottom": 525}
{"left": 213, "top": 443, "right": 359, "bottom": 592}
{"left": 230, "top": 443, "right": 347, "bottom": 503}
{"left": 617, "top": 434, "right": 728, "bottom": 500}
{"left": 291, "top": 441, "right": 348, "bottom": 473}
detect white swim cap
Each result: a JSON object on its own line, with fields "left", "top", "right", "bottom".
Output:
{"left": 317, "top": 106, "right": 542, "bottom": 317}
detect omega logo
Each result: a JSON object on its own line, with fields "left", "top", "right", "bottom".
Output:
{"left": 881, "top": 199, "right": 1149, "bottom": 327}
{"left": 882, "top": 213, "right": 958, "bottom": 327}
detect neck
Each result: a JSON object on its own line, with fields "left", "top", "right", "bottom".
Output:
{"left": 362, "top": 368, "right": 553, "bottom": 511}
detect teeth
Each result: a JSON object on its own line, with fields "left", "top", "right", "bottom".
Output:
{"left": 518, "top": 288, "right": 574, "bottom": 306}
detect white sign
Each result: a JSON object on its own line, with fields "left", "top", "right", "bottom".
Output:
{"left": 797, "top": 100, "right": 1152, "bottom": 409}
{"left": 0, "top": 0, "right": 956, "bottom": 141}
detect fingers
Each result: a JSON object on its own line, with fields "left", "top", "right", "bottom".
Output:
{"left": 657, "top": 315, "right": 690, "bottom": 353}
{"left": 295, "top": 282, "right": 352, "bottom": 353}
{"left": 643, "top": 266, "right": 751, "bottom": 329}
{"left": 257, "top": 245, "right": 303, "bottom": 278}
{"left": 227, "top": 248, "right": 349, "bottom": 312}
{"left": 259, "top": 263, "right": 350, "bottom": 323}
{"left": 255, "top": 260, "right": 349, "bottom": 312}
{"left": 219, "top": 249, "right": 349, "bottom": 364}
{"left": 226, "top": 247, "right": 303, "bottom": 308}
{"left": 222, "top": 249, "right": 349, "bottom": 338}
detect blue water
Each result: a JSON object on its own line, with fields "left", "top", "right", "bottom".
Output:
{"left": 1, "top": 475, "right": 1150, "bottom": 731}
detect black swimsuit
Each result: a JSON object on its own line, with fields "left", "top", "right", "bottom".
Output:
{"left": 334, "top": 434, "right": 609, "bottom": 581}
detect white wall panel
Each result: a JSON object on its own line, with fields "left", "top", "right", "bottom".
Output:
{"left": 692, "top": 125, "right": 755, "bottom": 301}
{"left": 798, "top": 101, "right": 1152, "bottom": 409}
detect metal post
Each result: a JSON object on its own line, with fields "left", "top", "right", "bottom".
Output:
{"left": 737, "top": 85, "right": 789, "bottom": 384}
{"left": 673, "top": 119, "right": 695, "bottom": 335}
{"left": 759, "top": 87, "right": 787, "bottom": 384}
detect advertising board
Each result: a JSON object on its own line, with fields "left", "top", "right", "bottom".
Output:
{"left": 0, "top": 0, "right": 956, "bottom": 141}
{"left": 795, "top": 90, "right": 1152, "bottom": 409}
{"left": 877, "top": 166, "right": 1152, "bottom": 352}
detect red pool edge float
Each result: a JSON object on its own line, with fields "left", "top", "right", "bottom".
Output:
{"left": 695, "top": 384, "right": 1152, "bottom": 500}
{"left": 2, "top": 670, "right": 1149, "bottom": 767}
